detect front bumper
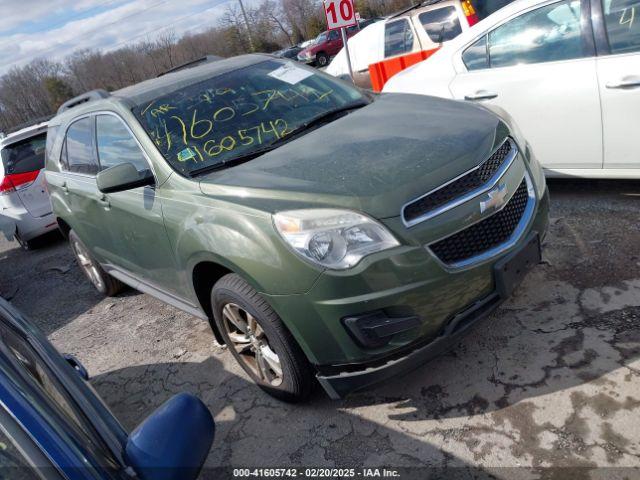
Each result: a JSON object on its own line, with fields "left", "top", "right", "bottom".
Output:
{"left": 316, "top": 230, "right": 544, "bottom": 399}
{"left": 265, "top": 183, "right": 550, "bottom": 398}
{"left": 318, "top": 290, "right": 503, "bottom": 399}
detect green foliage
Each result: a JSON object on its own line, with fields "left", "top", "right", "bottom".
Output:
{"left": 44, "top": 77, "right": 74, "bottom": 108}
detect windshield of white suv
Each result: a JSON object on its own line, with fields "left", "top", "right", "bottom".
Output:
{"left": 133, "top": 59, "right": 365, "bottom": 176}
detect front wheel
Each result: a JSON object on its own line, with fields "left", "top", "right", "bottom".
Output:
{"left": 211, "top": 274, "right": 314, "bottom": 402}
{"left": 69, "top": 230, "right": 123, "bottom": 296}
{"left": 316, "top": 52, "right": 329, "bottom": 67}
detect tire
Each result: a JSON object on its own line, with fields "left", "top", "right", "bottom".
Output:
{"left": 14, "top": 229, "right": 34, "bottom": 251}
{"left": 316, "top": 52, "right": 329, "bottom": 67}
{"left": 69, "top": 230, "right": 123, "bottom": 297}
{"left": 211, "top": 273, "right": 314, "bottom": 402}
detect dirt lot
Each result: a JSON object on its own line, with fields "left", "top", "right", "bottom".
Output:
{"left": 2, "top": 179, "right": 640, "bottom": 478}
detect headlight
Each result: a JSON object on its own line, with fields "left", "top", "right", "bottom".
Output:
{"left": 273, "top": 209, "right": 400, "bottom": 270}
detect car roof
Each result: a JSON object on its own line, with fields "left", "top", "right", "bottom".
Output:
{"left": 50, "top": 54, "right": 276, "bottom": 126}
{"left": 114, "top": 53, "right": 270, "bottom": 102}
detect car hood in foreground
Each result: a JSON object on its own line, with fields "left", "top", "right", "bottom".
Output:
{"left": 199, "top": 93, "right": 507, "bottom": 219}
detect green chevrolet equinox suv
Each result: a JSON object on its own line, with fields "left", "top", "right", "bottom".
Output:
{"left": 45, "top": 55, "right": 549, "bottom": 401}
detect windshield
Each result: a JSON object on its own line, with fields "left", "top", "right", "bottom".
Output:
{"left": 1, "top": 134, "right": 46, "bottom": 175}
{"left": 134, "top": 60, "right": 364, "bottom": 176}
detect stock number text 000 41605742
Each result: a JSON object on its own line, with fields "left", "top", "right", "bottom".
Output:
{"left": 141, "top": 85, "right": 335, "bottom": 165}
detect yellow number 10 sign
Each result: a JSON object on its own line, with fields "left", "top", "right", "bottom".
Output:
{"left": 324, "top": 0, "right": 357, "bottom": 30}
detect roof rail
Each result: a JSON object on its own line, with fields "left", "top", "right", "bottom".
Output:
{"left": 388, "top": 0, "right": 444, "bottom": 19}
{"left": 6, "top": 114, "right": 54, "bottom": 135}
{"left": 157, "top": 55, "right": 222, "bottom": 77}
{"left": 57, "top": 89, "right": 110, "bottom": 114}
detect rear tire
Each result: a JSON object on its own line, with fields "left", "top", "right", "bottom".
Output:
{"left": 69, "top": 230, "right": 123, "bottom": 297}
{"left": 211, "top": 273, "right": 314, "bottom": 402}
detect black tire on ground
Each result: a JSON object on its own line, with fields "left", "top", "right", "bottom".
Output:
{"left": 211, "top": 273, "right": 314, "bottom": 402}
{"left": 68, "top": 230, "right": 123, "bottom": 297}
{"left": 316, "top": 52, "right": 329, "bottom": 67}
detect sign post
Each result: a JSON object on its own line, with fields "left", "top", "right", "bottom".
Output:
{"left": 323, "top": 0, "right": 356, "bottom": 81}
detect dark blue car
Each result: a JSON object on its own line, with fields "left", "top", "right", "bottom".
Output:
{"left": 0, "top": 298, "right": 215, "bottom": 480}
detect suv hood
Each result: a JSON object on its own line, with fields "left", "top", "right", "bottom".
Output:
{"left": 199, "top": 93, "right": 506, "bottom": 219}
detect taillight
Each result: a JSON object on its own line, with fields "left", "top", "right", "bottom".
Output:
{"left": 0, "top": 176, "right": 14, "bottom": 195}
{"left": 461, "top": 0, "right": 479, "bottom": 27}
{"left": 0, "top": 170, "right": 40, "bottom": 195}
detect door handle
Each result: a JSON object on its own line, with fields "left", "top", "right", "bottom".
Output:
{"left": 606, "top": 76, "right": 640, "bottom": 89}
{"left": 98, "top": 194, "right": 110, "bottom": 209}
{"left": 61, "top": 182, "right": 69, "bottom": 194}
{"left": 464, "top": 90, "right": 499, "bottom": 101}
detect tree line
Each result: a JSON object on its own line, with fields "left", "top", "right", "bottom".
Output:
{"left": 0, "top": 0, "right": 412, "bottom": 133}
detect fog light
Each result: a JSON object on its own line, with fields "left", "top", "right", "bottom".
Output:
{"left": 343, "top": 311, "right": 421, "bottom": 348}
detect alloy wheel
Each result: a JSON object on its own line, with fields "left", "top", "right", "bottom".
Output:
{"left": 71, "top": 239, "right": 104, "bottom": 291}
{"left": 222, "top": 303, "right": 283, "bottom": 386}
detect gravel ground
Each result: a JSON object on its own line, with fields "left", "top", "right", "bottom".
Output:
{"left": 2, "top": 179, "right": 640, "bottom": 478}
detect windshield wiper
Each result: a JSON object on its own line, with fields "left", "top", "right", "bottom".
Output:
{"left": 268, "top": 100, "right": 369, "bottom": 147}
{"left": 188, "top": 146, "right": 279, "bottom": 177}
{"left": 189, "top": 100, "right": 368, "bottom": 178}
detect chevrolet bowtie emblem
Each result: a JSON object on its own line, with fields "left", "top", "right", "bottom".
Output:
{"left": 480, "top": 184, "right": 508, "bottom": 214}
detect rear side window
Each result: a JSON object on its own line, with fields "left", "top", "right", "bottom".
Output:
{"left": 95, "top": 115, "right": 149, "bottom": 172}
{"left": 419, "top": 6, "right": 463, "bottom": 43}
{"left": 602, "top": 0, "right": 640, "bottom": 53}
{"left": 0, "top": 134, "right": 46, "bottom": 175}
{"left": 487, "top": 0, "right": 585, "bottom": 68}
{"left": 64, "top": 117, "right": 99, "bottom": 175}
{"left": 463, "top": 35, "right": 489, "bottom": 70}
{"left": 385, "top": 18, "right": 415, "bottom": 57}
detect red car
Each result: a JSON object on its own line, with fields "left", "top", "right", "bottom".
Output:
{"left": 297, "top": 23, "right": 367, "bottom": 67}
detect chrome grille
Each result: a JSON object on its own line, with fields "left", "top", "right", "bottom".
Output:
{"left": 403, "top": 138, "right": 516, "bottom": 226}
{"left": 429, "top": 178, "right": 530, "bottom": 266}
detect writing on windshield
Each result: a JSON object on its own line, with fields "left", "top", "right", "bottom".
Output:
{"left": 133, "top": 60, "right": 363, "bottom": 175}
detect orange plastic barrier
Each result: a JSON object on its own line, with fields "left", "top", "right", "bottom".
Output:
{"left": 369, "top": 48, "right": 440, "bottom": 92}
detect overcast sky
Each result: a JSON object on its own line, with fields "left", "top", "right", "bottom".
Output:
{"left": 0, "top": 0, "right": 258, "bottom": 76}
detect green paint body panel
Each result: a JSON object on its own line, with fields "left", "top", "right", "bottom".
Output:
{"left": 45, "top": 55, "right": 549, "bottom": 391}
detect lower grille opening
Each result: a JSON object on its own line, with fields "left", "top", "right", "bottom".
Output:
{"left": 430, "top": 178, "right": 530, "bottom": 266}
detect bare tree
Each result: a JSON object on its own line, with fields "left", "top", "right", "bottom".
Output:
{"left": 156, "top": 30, "right": 178, "bottom": 69}
{"left": 0, "top": 0, "right": 416, "bottom": 132}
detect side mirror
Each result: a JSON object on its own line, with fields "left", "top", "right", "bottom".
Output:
{"left": 96, "top": 163, "right": 154, "bottom": 194}
{"left": 125, "top": 393, "right": 215, "bottom": 480}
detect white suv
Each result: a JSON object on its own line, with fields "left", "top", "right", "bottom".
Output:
{"left": 327, "top": 0, "right": 514, "bottom": 89}
{"left": 0, "top": 122, "right": 57, "bottom": 249}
